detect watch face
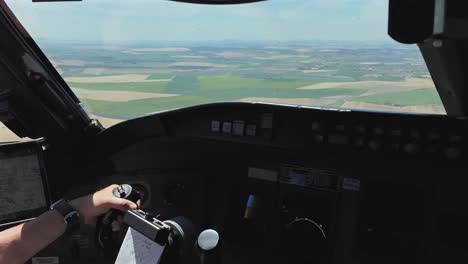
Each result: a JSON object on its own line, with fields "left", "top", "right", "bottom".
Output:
{"left": 64, "top": 211, "right": 80, "bottom": 227}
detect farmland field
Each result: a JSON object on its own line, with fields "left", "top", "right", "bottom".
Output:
{"left": 42, "top": 41, "right": 445, "bottom": 127}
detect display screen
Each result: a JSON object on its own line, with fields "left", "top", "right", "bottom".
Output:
{"left": 0, "top": 141, "right": 49, "bottom": 224}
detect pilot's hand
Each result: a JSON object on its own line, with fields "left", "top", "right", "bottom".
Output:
{"left": 70, "top": 184, "right": 138, "bottom": 225}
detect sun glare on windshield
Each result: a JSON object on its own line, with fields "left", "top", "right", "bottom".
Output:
{"left": 6, "top": 0, "right": 445, "bottom": 127}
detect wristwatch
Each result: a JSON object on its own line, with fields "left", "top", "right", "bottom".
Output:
{"left": 50, "top": 199, "right": 81, "bottom": 231}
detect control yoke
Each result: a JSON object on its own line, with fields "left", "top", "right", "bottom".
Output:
{"left": 99, "top": 184, "right": 209, "bottom": 263}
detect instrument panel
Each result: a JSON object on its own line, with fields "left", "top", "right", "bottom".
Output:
{"left": 35, "top": 103, "right": 468, "bottom": 263}
{"left": 164, "top": 103, "right": 467, "bottom": 162}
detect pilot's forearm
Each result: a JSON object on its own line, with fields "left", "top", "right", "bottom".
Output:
{"left": 0, "top": 210, "right": 66, "bottom": 264}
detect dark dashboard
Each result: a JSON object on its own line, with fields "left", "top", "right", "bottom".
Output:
{"left": 33, "top": 103, "right": 468, "bottom": 264}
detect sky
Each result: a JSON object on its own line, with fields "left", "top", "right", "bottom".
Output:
{"left": 5, "top": 0, "right": 392, "bottom": 44}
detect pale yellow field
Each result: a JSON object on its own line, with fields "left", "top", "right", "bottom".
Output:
{"left": 72, "top": 88, "right": 178, "bottom": 102}
{"left": 341, "top": 101, "right": 446, "bottom": 115}
{"left": 294, "top": 48, "right": 314, "bottom": 53}
{"left": 1, "top": 117, "right": 123, "bottom": 136}
{"left": 169, "top": 62, "right": 229, "bottom": 68}
{"left": 173, "top": 55, "right": 207, "bottom": 59}
{"left": 298, "top": 78, "right": 434, "bottom": 91}
{"left": 302, "top": 69, "right": 334, "bottom": 73}
{"left": 94, "top": 115, "right": 124, "bottom": 128}
{"left": 255, "top": 55, "right": 310, "bottom": 60}
{"left": 0, "top": 123, "right": 28, "bottom": 142}
{"left": 50, "top": 59, "right": 87, "bottom": 67}
{"left": 65, "top": 74, "right": 173, "bottom": 83}
{"left": 238, "top": 97, "right": 336, "bottom": 106}
{"left": 213, "top": 51, "right": 247, "bottom": 58}
{"left": 130, "top": 48, "right": 191, "bottom": 52}
{"left": 83, "top": 68, "right": 191, "bottom": 75}
{"left": 319, "top": 49, "right": 340, "bottom": 52}
{"left": 238, "top": 98, "right": 446, "bottom": 115}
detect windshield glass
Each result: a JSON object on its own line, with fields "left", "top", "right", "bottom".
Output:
{"left": 5, "top": 0, "right": 445, "bottom": 127}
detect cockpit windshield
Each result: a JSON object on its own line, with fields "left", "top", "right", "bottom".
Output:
{"left": 5, "top": 0, "right": 445, "bottom": 127}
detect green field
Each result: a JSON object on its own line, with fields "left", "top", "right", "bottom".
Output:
{"left": 68, "top": 81, "right": 168, "bottom": 93}
{"left": 82, "top": 96, "right": 210, "bottom": 118}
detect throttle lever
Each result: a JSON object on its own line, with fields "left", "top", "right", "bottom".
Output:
{"left": 97, "top": 184, "right": 141, "bottom": 249}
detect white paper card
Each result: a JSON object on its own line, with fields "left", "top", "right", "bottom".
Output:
{"left": 115, "top": 228, "right": 166, "bottom": 264}
{"left": 32, "top": 257, "right": 59, "bottom": 264}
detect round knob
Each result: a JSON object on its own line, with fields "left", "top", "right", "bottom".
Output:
{"left": 163, "top": 217, "right": 195, "bottom": 263}
{"left": 197, "top": 229, "right": 220, "bottom": 251}
{"left": 112, "top": 184, "right": 140, "bottom": 203}
{"left": 404, "top": 143, "right": 421, "bottom": 154}
{"left": 368, "top": 139, "right": 383, "bottom": 151}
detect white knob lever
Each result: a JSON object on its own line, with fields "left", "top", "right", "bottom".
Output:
{"left": 197, "top": 229, "right": 220, "bottom": 251}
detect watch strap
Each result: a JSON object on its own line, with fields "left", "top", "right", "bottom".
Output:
{"left": 50, "top": 199, "right": 81, "bottom": 231}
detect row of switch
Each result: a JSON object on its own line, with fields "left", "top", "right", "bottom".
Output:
{"left": 311, "top": 121, "right": 463, "bottom": 158}
{"left": 211, "top": 120, "right": 257, "bottom": 137}
{"left": 312, "top": 121, "right": 462, "bottom": 143}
